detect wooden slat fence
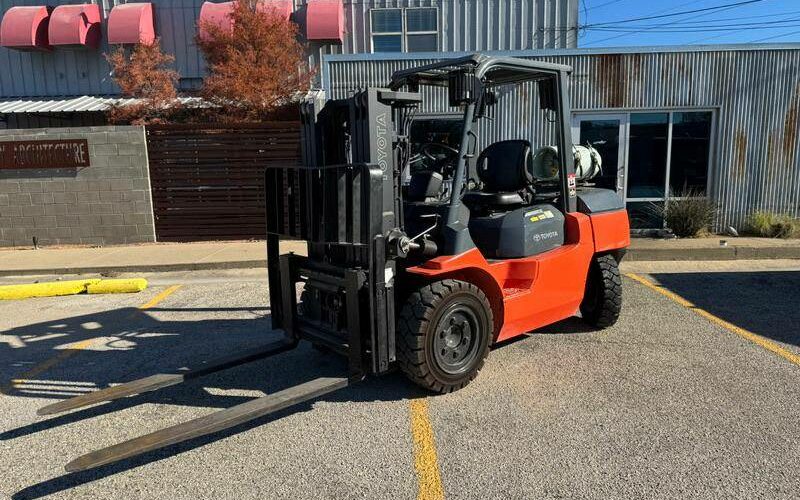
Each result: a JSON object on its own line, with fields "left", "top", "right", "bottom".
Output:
{"left": 146, "top": 122, "right": 302, "bottom": 241}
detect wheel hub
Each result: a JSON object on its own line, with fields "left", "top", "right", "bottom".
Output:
{"left": 433, "top": 307, "right": 479, "bottom": 375}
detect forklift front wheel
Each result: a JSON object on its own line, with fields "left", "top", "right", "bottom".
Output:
{"left": 397, "top": 279, "right": 493, "bottom": 394}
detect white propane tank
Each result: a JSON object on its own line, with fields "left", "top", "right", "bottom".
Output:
{"left": 532, "top": 145, "right": 602, "bottom": 181}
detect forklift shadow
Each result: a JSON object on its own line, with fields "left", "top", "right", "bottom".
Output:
{"left": 2, "top": 307, "right": 419, "bottom": 499}
{"left": 649, "top": 270, "right": 800, "bottom": 349}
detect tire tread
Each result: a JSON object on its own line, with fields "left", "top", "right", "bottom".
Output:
{"left": 396, "top": 279, "right": 492, "bottom": 394}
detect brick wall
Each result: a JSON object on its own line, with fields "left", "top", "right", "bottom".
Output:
{"left": 0, "top": 125, "right": 155, "bottom": 247}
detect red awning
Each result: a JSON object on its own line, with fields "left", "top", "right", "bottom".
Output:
{"left": 48, "top": 4, "right": 101, "bottom": 48}
{"left": 258, "top": 0, "right": 293, "bottom": 19}
{"left": 0, "top": 6, "right": 51, "bottom": 51}
{"left": 306, "top": 0, "right": 343, "bottom": 43}
{"left": 198, "top": 1, "right": 295, "bottom": 40}
{"left": 107, "top": 3, "right": 155, "bottom": 45}
{"left": 198, "top": 1, "right": 234, "bottom": 40}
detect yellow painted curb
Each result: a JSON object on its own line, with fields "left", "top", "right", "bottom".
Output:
{"left": 0, "top": 279, "right": 100, "bottom": 300}
{"left": 86, "top": 278, "right": 148, "bottom": 295}
{"left": 0, "top": 278, "right": 148, "bottom": 300}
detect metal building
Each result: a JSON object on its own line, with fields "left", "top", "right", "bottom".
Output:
{"left": 0, "top": 0, "right": 797, "bottom": 231}
{"left": 324, "top": 45, "right": 800, "bottom": 230}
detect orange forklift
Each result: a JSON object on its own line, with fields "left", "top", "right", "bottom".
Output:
{"left": 39, "top": 54, "right": 629, "bottom": 472}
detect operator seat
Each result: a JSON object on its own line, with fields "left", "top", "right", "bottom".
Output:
{"left": 462, "top": 140, "right": 534, "bottom": 212}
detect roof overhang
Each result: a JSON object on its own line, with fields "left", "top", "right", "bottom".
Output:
{"left": 48, "top": 4, "right": 101, "bottom": 48}
{"left": 0, "top": 96, "right": 205, "bottom": 114}
{"left": 306, "top": 0, "right": 343, "bottom": 43}
{"left": 107, "top": 3, "right": 155, "bottom": 45}
{"left": 0, "top": 6, "right": 52, "bottom": 51}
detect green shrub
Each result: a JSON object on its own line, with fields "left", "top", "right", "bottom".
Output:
{"left": 654, "top": 189, "right": 717, "bottom": 238}
{"left": 744, "top": 211, "right": 800, "bottom": 238}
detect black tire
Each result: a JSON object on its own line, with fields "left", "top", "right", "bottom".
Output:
{"left": 397, "top": 279, "right": 493, "bottom": 394}
{"left": 580, "top": 254, "right": 622, "bottom": 329}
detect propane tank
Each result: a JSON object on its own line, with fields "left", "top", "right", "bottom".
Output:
{"left": 532, "top": 144, "right": 602, "bottom": 181}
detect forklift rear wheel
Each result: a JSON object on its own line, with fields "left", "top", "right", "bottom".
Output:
{"left": 397, "top": 279, "right": 493, "bottom": 394}
{"left": 580, "top": 254, "right": 622, "bottom": 329}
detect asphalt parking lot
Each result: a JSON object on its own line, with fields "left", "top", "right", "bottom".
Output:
{"left": 1, "top": 261, "right": 799, "bottom": 499}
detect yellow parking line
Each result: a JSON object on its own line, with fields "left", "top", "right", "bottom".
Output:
{"left": 139, "top": 285, "right": 182, "bottom": 310}
{"left": 409, "top": 398, "right": 444, "bottom": 500}
{"left": 627, "top": 273, "right": 800, "bottom": 367}
{"left": 0, "top": 284, "right": 183, "bottom": 395}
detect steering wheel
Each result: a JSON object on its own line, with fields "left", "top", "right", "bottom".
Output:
{"left": 421, "top": 142, "right": 460, "bottom": 162}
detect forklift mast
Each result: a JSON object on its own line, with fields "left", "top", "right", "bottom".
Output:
{"left": 265, "top": 88, "right": 422, "bottom": 377}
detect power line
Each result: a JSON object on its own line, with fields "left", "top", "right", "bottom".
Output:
{"left": 581, "top": 0, "right": 701, "bottom": 45}
{"left": 584, "top": 0, "right": 629, "bottom": 12}
{"left": 686, "top": 8, "right": 800, "bottom": 43}
{"left": 749, "top": 27, "right": 800, "bottom": 42}
{"left": 586, "top": 24, "right": 800, "bottom": 33}
{"left": 585, "top": 17, "right": 800, "bottom": 33}
{"left": 586, "top": 15, "right": 800, "bottom": 30}
{"left": 584, "top": 0, "right": 764, "bottom": 28}
{"left": 640, "top": 9, "right": 800, "bottom": 25}
{"left": 583, "top": 0, "right": 765, "bottom": 46}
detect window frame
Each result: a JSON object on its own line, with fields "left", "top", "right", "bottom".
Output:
{"left": 370, "top": 8, "right": 403, "bottom": 53}
{"left": 369, "top": 7, "right": 439, "bottom": 53}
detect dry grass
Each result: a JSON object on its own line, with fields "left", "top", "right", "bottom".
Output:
{"left": 743, "top": 211, "right": 800, "bottom": 238}
{"left": 653, "top": 189, "right": 718, "bottom": 238}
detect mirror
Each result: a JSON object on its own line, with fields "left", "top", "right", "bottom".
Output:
{"left": 448, "top": 70, "right": 476, "bottom": 106}
{"left": 475, "top": 89, "right": 497, "bottom": 119}
{"left": 538, "top": 78, "right": 557, "bottom": 111}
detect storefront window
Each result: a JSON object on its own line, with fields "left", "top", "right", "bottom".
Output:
{"left": 575, "top": 109, "right": 714, "bottom": 230}
{"left": 627, "top": 113, "right": 669, "bottom": 199}
{"left": 579, "top": 119, "right": 620, "bottom": 191}
{"left": 669, "top": 111, "right": 713, "bottom": 195}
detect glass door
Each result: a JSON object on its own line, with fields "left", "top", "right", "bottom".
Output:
{"left": 571, "top": 114, "right": 627, "bottom": 194}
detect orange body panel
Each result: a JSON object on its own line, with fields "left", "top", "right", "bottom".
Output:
{"left": 589, "top": 210, "right": 630, "bottom": 253}
{"left": 406, "top": 210, "right": 629, "bottom": 343}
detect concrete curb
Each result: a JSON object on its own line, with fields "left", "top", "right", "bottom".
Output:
{"left": 623, "top": 245, "right": 800, "bottom": 262}
{"left": 0, "top": 246, "right": 798, "bottom": 277}
{"left": 0, "top": 278, "right": 148, "bottom": 300}
{"left": 0, "top": 260, "right": 265, "bottom": 277}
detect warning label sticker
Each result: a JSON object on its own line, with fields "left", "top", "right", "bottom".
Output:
{"left": 567, "top": 173, "right": 577, "bottom": 197}
{"left": 525, "top": 209, "right": 555, "bottom": 223}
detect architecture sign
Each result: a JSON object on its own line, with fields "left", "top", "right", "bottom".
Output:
{"left": 0, "top": 139, "right": 90, "bottom": 169}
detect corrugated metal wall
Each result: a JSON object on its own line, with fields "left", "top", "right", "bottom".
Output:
{"left": 303, "top": 0, "right": 578, "bottom": 72}
{"left": 324, "top": 46, "right": 800, "bottom": 229}
{"left": 0, "top": 0, "right": 577, "bottom": 98}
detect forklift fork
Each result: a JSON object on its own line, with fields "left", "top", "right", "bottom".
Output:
{"left": 64, "top": 376, "right": 350, "bottom": 472}
{"left": 39, "top": 333, "right": 361, "bottom": 472}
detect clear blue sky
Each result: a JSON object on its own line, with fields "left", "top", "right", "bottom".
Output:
{"left": 578, "top": 0, "right": 800, "bottom": 47}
